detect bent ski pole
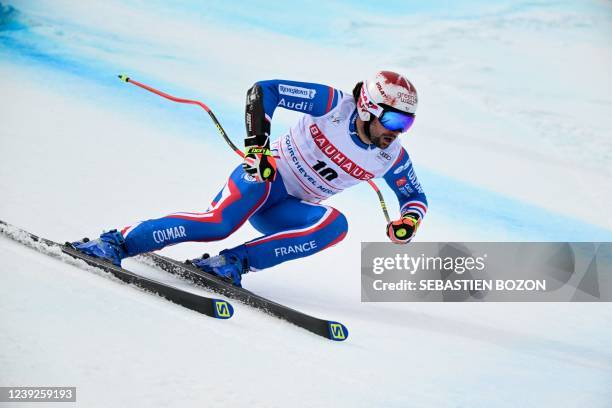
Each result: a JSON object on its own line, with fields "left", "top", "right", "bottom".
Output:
{"left": 117, "top": 74, "right": 243, "bottom": 158}
{"left": 117, "top": 74, "right": 390, "bottom": 223}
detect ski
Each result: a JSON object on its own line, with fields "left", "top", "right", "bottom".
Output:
{"left": 139, "top": 252, "right": 349, "bottom": 341}
{"left": 0, "top": 220, "right": 234, "bottom": 320}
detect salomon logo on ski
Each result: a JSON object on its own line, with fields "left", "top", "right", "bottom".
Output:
{"left": 327, "top": 322, "right": 349, "bottom": 341}
{"left": 213, "top": 300, "right": 233, "bottom": 319}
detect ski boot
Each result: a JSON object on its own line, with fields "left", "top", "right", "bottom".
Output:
{"left": 71, "top": 229, "right": 128, "bottom": 266}
{"left": 189, "top": 249, "right": 248, "bottom": 287}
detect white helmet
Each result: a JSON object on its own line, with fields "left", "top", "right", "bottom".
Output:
{"left": 357, "top": 71, "right": 418, "bottom": 122}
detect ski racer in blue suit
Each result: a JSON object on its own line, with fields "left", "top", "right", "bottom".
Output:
{"left": 74, "top": 71, "right": 428, "bottom": 287}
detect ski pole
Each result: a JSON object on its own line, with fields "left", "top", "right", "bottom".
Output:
{"left": 366, "top": 180, "right": 391, "bottom": 223}
{"left": 117, "top": 74, "right": 391, "bottom": 223}
{"left": 117, "top": 74, "right": 243, "bottom": 158}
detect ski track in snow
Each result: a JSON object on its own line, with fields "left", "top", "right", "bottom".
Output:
{"left": 1, "top": 0, "right": 612, "bottom": 407}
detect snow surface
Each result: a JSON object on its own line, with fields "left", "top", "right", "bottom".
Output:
{"left": 1, "top": 1, "right": 611, "bottom": 407}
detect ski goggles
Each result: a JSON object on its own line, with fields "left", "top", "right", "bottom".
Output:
{"left": 378, "top": 109, "right": 415, "bottom": 133}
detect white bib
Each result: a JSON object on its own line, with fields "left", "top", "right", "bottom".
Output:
{"left": 272, "top": 95, "right": 401, "bottom": 202}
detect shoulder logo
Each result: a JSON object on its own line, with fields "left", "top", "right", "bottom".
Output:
{"left": 279, "top": 84, "right": 317, "bottom": 99}
{"left": 393, "top": 161, "right": 411, "bottom": 175}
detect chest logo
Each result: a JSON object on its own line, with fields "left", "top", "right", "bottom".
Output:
{"left": 309, "top": 124, "right": 374, "bottom": 181}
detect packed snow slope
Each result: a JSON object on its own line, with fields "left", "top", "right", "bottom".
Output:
{"left": 1, "top": 1, "right": 611, "bottom": 407}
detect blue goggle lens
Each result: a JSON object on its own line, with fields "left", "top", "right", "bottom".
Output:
{"left": 379, "top": 110, "right": 415, "bottom": 132}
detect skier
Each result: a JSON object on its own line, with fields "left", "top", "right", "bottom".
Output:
{"left": 74, "top": 71, "right": 428, "bottom": 287}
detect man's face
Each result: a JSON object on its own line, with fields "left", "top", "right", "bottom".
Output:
{"left": 368, "top": 117, "right": 402, "bottom": 149}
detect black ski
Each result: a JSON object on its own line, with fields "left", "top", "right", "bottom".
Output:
{"left": 0, "top": 220, "right": 234, "bottom": 320}
{"left": 140, "top": 252, "right": 349, "bottom": 341}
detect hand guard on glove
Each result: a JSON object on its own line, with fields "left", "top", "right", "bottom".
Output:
{"left": 386, "top": 214, "right": 420, "bottom": 244}
{"left": 242, "top": 146, "right": 277, "bottom": 182}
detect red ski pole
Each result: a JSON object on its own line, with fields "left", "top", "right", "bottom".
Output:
{"left": 118, "top": 74, "right": 243, "bottom": 158}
